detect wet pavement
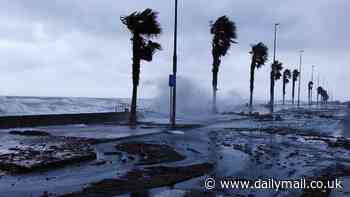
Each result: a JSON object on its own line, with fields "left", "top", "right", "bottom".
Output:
{"left": 0, "top": 104, "right": 349, "bottom": 197}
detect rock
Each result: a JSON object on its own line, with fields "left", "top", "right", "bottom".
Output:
{"left": 301, "top": 178, "right": 331, "bottom": 197}
{"left": 60, "top": 163, "right": 213, "bottom": 197}
{"left": 327, "top": 138, "right": 350, "bottom": 149}
{"left": 222, "top": 142, "right": 231, "bottom": 147}
{"left": 252, "top": 113, "right": 273, "bottom": 121}
{"left": 0, "top": 136, "right": 97, "bottom": 174}
{"left": 319, "top": 114, "right": 334, "bottom": 119}
{"left": 275, "top": 115, "right": 284, "bottom": 121}
{"left": 128, "top": 156, "right": 135, "bottom": 160}
{"left": 103, "top": 152, "right": 122, "bottom": 156}
{"left": 9, "top": 130, "right": 51, "bottom": 136}
{"left": 120, "top": 155, "right": 128, "bottom": 163}
{"left": 115, "top": 142, "right": 185, "bottom": 165}
{"left": 91, "top": 160, "right": 107, "bottom": 166}
{"left": 41, "top": 191, "right": 49, "bottom": 197}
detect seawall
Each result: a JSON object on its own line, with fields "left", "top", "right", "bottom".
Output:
{"left": 0, "top": 112, "right": 129, "bottom": 129}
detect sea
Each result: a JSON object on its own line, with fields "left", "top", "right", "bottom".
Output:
{"left": 0, "top": 96, "right": 142, "bottom": 116}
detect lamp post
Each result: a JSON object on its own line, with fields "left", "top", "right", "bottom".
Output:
{"left": 270, "top": 23, "right": 279, "bottom": 113}
{"left": 170, "top": 0, "right": 178, "bottom": 127}
{"left": 297, "top": 50, "right": 304, "bottom": 107}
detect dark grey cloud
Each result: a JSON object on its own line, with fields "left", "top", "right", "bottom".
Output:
{"left": 0, "top": 0, "right": 349, "bottom": 101}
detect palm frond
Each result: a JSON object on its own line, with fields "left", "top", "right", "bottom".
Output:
{"left": 292, "top": 69, "right": 299, "bottom": 82}
{"left": 318, "top": 87, "right": 329, "bottom": 101}
{"left": 211, "top": 16, "right": 237, "bottom": 59}
{"left": 308, "top": 81, "right": 314, "bottom": 90}
{"left": 251, "top": 42, "right": 268, "bottom": 68}
{"left": 272, "top": 60, "right": 283, "bottom": 80}
{"left": 317, "top": 86, "right": 323, "bottom": 94}
{"left": 139, "top": 39, "right": 162, "bottom": 62}
{"left": 121, "top": 8, "right": 162, "bottom": 37}
{"left": 283, "top": 69, "right": 291, "bottom": 83}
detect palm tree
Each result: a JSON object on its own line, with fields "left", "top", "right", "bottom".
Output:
{"left": 282, "top": 69, "right": 291, "bottom": 105}
{"left": 317, "top": 86, "right": 325, "bottom": 103}
{"left": 270, "top": 60, "right": 283, "bottom": 112}
{"left": 323, "top": 90, "right": 329, "bottom": 104}
{"left": 292, "top": 69, "right": 299, "bottom": 105}
{"left": 249, "top": 42, "right": 268, "bottom": 112}
{"left": 210, "top": 16, "right": 237, "bottom": 113}
{"left": 121, "top": 9, "right": 162, "bottom": 124}
{"left": 317, "top": 86, "right": 329, "bottom": 105}
{"left": 308, "top": 81, "right": 314, "bottom": 105}
{"left": 317, "top": 86, "right": 323, "bottom": 105}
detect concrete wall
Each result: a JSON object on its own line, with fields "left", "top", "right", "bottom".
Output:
{"left": 0, "top": 112, "right": 130, "bottom": 129}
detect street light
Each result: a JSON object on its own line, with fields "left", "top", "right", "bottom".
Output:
{"left": 270, "top": 23, "right": 279, "bottom": 113}
{"left": 297, "top": 50, "right": 304, "bottom": 107}
{"left": 170, "top": 0, "right": 178, "bottom": 127}
{"left": 273, "top": 23, "right": 279, "bottom": 62}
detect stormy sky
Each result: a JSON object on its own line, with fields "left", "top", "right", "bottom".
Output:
{"left": 0, "top": 0, "right": 349, "bottom": 102}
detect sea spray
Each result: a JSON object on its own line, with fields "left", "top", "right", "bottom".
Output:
{"left": 219, "top": 89, "right": 246, "bottom": 113}
{"left": 151, "top": 77, "right": 211, "bottom": 116}
{"left": 151, "top": 77, "right": 245, "bottom": 116}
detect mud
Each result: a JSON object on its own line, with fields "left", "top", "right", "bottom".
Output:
{"left": 60, "top": 163, "right": 213, "bottom": 197}
{"left": 115, "top": 141, "right": 186, "bottom": 165}
{"left": 0, "top": 136, "right": 96, "bottom": 173}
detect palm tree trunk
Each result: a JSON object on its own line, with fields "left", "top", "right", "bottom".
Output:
{"left": 282, "top": 81, "right": 285, "bottom": 105}
{"left": 212, "top": 70, "right": 218, "bottom": 113}
{"left": 212, "top": 57, "right": 219, "bottom": 114}
{"left": 249, "top": 58, "right": 255, "bottom": 113}
{"left": 310, "top": 88, "right": 313, "bottom": 105}
{"left": 212, "top": 86, "right": 217, "bottom": 113}
{"left": 129, "top": 34, "right": 141, "bottom": 125}
{"left": 130, "top": 84, "right": 138, "bottom": 124}
{"left": 292, "top": 81, "right": 295, "bottom": 105}
{"left": 270, "top": 70, "right": 275, "bottom": 113}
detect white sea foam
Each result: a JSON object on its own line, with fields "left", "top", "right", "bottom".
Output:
{"left": 0, "top": 96, "right": 129, "bottom": 116}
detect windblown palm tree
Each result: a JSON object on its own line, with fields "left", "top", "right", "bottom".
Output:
{"left": 292, "top": 69, "right": 299, "bottom": 105}
{"left": 121, "top": 9, "right": 162, "bottom": 124}
{"left": 317, "top": 86, "right": 329, "bottom": 104}
{"left": 210, "top": 16, "right": 237, "bottom": 113}
{"left": 249, "top": 42, "right": 268, "bottom": 112}
{"left": 270, "top": 60, "right": 283, "bottom": 112}
{"left": 282, "top": 69, "right": 291, "bottom": 105}
{"left": 317, "top": 86, "right": 323, "bottom": 105}
{"left": 317, "top": 86, "right": 321, "bottom": 105}
{"left": 322, "top": 90, "right": 329, "bottom": 104}
{"left": 308, "top": 81, "right": 314, "bottom": 105}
